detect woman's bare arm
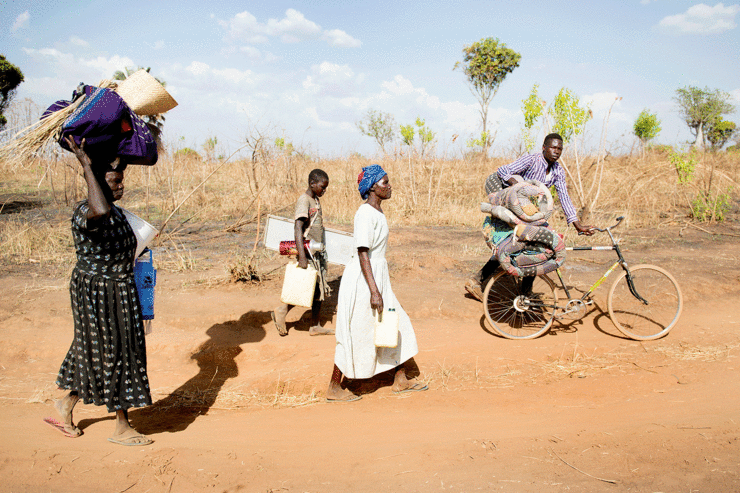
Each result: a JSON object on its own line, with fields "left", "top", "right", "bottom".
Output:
{"left": 358, "top": 247, "right": 382, "bottom": 313}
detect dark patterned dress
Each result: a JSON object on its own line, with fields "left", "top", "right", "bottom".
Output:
{"left": 56, "top": 202, "right": 152, "bottom": 412}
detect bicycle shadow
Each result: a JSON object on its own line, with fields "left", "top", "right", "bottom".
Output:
{"left": 128, "top": 310, "right": 270, "bottom": 435}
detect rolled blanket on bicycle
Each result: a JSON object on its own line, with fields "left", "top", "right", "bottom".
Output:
{"left": 486, "top": 180, "right": 553, "bottom": 227}
{"left": 50, "top": 85, "right": 158, "bottom": 166}
{"left": 484, "top": 172, "right": 505, "bottom": 195}
{"left": 496, "top": 224, "right": 565, "bottom": 277}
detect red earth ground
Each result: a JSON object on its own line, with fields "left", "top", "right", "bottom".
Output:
{"left": 1, "top": 215, "right": 739, "bottom": 492}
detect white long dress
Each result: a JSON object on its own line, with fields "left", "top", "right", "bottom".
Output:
{"left": 334, "top": 203, "right": 419, "bottom": 379}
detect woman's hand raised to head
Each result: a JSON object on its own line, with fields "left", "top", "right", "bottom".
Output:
{"left": 64, "top": 136, "right": 92, "bottom": 170}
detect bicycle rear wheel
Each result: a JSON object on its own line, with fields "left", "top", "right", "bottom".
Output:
{"left": 483, "top": 271, "right": 558, "bottom": 339}
{"left": 608, "top": 264, "right": 683, "bottom": 341}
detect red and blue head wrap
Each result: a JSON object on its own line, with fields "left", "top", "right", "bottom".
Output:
{"left": 357, "top": 164, "right": 387, "bottom": 200}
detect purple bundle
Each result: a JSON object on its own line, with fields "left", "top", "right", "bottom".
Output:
{"left": 43, "top": 85, "right": 158, "bottom": 166}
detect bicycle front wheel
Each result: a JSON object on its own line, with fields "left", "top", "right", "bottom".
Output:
{"left": 608, "top": 264, "right": 683, "bottom": 341}
{"left": 483, "top": 271, "right": 558, "bottom": 340}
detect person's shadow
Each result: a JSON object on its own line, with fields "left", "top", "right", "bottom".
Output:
{"left": 287, "top": 277, "right": 342, "bottom": 333}
{"left": 128, "top": 310, "right": 269, "bottom": 435}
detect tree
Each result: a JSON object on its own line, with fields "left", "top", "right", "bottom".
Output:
{"left": 454, "top": 38, "right": 521, "bottom": 151}
{"left": 674, "top": 86, "right": 735, "bottom": 151}
{"left": 415, "top": 117, "right": 435, "bottom": 158}
{"left": 633, "top": 109, "right": 662, "bottom": 150}
{"left": 399, "top": 123, "right": 414, "bottom": 147}
{"left": 706, "top": 118, "right": 737, "bottom": 150}
{"left": 400, "top": 117, "right": 436, "bottom": 158}
{"left": 0, "top": 55, "right": 24, "bottom": 130}
{"left": 549, "top": 88, "right": 591, "bottom": 144}
{"left": 521, "top": 84, "right": 546, "bottom": 152}
{"left": 356, "top": 109, "right": 396, "bottom": 154}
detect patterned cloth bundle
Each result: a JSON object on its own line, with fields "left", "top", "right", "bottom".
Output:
{"left": 496, "top": 224, "right": 565, "bottom": 277}
{"left": 481, "top": 174, "right": 564, "bottom": 277}
{"left": 486, "top": 179, "right": 553, "bottom": 227}
{"left": 46, "top": 84, "right": 159, "bottom": 166}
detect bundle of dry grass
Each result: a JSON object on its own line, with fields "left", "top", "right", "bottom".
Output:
{"left": 0, "top": 80, "right": 120, "bottom": 169}
{"left": 0, "top": 97, "right": 84, "bottom": 169}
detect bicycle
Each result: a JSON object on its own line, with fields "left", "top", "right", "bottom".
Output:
{"left": 482, "top": 217, "right": 683, "bottom": 341}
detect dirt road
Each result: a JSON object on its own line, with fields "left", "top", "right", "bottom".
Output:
{"left": 1, "top": 223, "right": 739, "bottom": 492}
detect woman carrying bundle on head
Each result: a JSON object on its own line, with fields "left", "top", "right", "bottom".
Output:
{"left": 326, "top": 164, "right": 427, "bottom": 402}
{"left": 43, "top": 138, "right": 154, "bottom": 445}
{"left": 42, "top": 71, "right": 177, "bottom": 446}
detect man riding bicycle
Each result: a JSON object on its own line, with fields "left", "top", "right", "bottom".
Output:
{"left": 465, "top": 132, "right": 595, "bottom": 301}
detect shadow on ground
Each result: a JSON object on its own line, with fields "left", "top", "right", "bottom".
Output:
{"left": 130, "top": 310, "right": 269, "bottom": 435}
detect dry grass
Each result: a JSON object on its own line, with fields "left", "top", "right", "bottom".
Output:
{"left": 149, "top": 380, "right": 322, "bottom": 410}
{"left": 0, "top": 216, "right": 74, "bottom": 266}
{"left": 650, "top": 341, "right": 740, "bottom": 362}
{"left": 1, "top": 143, "right": 739, "bottom": 272}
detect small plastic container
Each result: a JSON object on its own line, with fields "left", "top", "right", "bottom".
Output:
{"left": 374, "top": 307, "right": 399, "bottom": 348}
{"left": 280, "top": 262, "right": 318, "bottom": 308}
{"left": 134, "top": 248, "right": 156, "bottom": 335}
{"left": 121, "top": 208, "right": 158, "bottom": 259}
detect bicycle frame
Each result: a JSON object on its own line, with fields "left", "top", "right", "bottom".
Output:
{"left": 551, "top": 216, "right": 648, "bottom": 307}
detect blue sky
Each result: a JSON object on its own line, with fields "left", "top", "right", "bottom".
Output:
{"left": 3, "top": 0, "right": 740, "bottom": 157}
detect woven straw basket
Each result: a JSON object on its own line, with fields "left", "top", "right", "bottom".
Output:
{"left": 115, "top": 69, "right": 177, "bottom": 116}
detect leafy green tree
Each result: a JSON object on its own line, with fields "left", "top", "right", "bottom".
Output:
{"left": 633, "top": 109, "right": 662, "bottom": 150}
{"left": 454, "top": 38, "right": 521, "bottom": 150}
{"left": 356, "top": 109, "right": 396, "bottom": 154}
{"left": 706, "top": 118, "right": 737, "bottom": 150}
{"left": 521, "top": 84, "right": 545, "bottom": 151}
{"left": 415, "top": 117, "right": 435, "bottom": 158}
{"left": 466, "top": 131, "right": 490, "bottom": 153}
{"left": 550, "top": 88, "right": 591, "bottom": 143}
{"left": 0, "top": 55, "right": 24, "bottom": 130}
{"left": 400, "top": 123, "right": 414, "bottom": 147}
{"left": 674, "top": 86, "right": 735, "bottom": 150}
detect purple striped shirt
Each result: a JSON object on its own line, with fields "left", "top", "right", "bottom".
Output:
{"left": 497, "top": 152, "right": 579, "bottom": 224}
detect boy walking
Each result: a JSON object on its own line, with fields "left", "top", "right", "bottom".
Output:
{"left": 272, "top": 169, "right": 333, "bottom": 336}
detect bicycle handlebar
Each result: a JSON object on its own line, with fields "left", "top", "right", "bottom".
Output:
{"left": 577, "top": 216, "right": 624, "bottom": 235}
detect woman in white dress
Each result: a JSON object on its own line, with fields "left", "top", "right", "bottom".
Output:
{"left": 327, "top": 164, "right": 427, "bottom": 402}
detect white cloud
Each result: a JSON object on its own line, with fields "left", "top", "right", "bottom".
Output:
{"left": 218, "top": 9, "right": 361, "bottom": 50}
{"left": 180, "top": 61, "right": 257, "bottom": 88}
{"left": 69, "top": 36, "right": 89, "bottom": 47}
{"left": 185, "top": 61, "right": 211, "bottom": 77}
{"left": 730, "top": 88, "right": 740, "bottom": 104}
{"left": 658, "top": 3, "right": 740, "bottom": 35}
{"left": 322, "top": 29, "right": 362, "bottom": 48}
{"left": 16, "top": 48, "right": 135, "bottom": 99}
{"left": 265, "top": 9, "right": 321, "bottom": 37}
{"left": 220, "top": 11, "right": 270, "bottom": 44}
{"left": 303, "top": 107, "right": 333, "bottom": 128}
{"left": 239, "top": 46, "right": 262, "bottom": 59}
{"left": 22, "top": 48, "right": 135, "bottom": 80}
{"left": 302, "top": 62, "right": 360, "bottom": 97}
{"left": 11, "top": 11, "right": 30, "bottom": 32}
